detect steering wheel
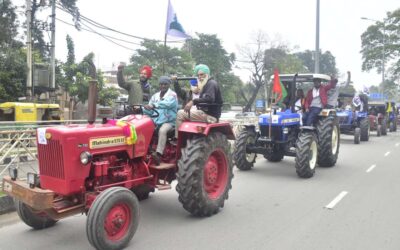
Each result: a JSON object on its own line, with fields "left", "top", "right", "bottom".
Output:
{"left": 128, "top": 104, "right": 160, "bottom": 118}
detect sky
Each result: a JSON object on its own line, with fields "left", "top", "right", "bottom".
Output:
{"left": 12, "top": 0, "right": 400, "bottom": 90}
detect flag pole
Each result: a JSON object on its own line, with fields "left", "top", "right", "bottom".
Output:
{"left": 163, "top": 33, "right": 167, "bottom": 74}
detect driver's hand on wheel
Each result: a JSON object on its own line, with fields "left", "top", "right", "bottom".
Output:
{"left": 184, "top": 101, "right": 193, "bottom": 113}
{"left": 144, "top": 104, "right": 153, "bottom": 110}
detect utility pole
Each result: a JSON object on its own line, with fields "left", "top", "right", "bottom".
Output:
{"left": 314, "top": 0, "right": 320, "bottom": 73}
{"left": 50, "top": 0, "right": 56, "bottom": 91}
{"left": 26, "top": 0, "right": 33, "bottom": 100}
{"left": 381, "top": 21, "right": 385, "bottom": 84}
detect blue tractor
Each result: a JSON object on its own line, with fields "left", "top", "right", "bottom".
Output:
{"left": 233, "top": 74, "right": 340, "bottom": 178}
{"left": 336, "top": 93, "right": 370, "bottom": 144}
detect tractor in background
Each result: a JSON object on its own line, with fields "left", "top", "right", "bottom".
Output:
{"left": 368, "top": 101, "right": 388, "bottom": 136}
{"left": 234, "top": 73, "right": 340, "bottom": 178}
{"left": 336, "top": 93, "right": 370, "bottom": 144}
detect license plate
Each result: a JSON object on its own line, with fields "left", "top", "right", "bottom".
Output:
{"left": 3, "top": 182, "right": 12, "bottom": 193}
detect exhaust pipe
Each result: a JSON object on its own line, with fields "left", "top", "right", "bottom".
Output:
{"left": 88, "top": 80, "right": 98, "bottom": 124}
{"left": 86, "top": 59, "right": 98, "bottom": 125}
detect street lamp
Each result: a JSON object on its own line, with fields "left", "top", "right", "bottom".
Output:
{"left": 361, "top": 17, "right": 386, "bottom": 84}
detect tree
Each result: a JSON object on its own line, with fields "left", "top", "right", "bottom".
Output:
{"left": 129, "top": 39, "right": 194, "bottom": 89}
{"left": 361, "top": 8, "right": 400, "bottom": 79}
{"left": 185, "top": 33, "right": 240, "bottom": 104}
{"left": 30, "top": 0, "right": 80, "bottom": 59}
{"left": 186, "top": 33, "right": 235, "bottom": 80}
{"left": 68, "top": 53, "right": 118, "bottom": 108}
{"left": 0, "top": 0, "right": 26, "bottom": 101}
{"left": 237, "top": 31, "right": 305, "bottom": 111}
{"left": 295, "top": 50, "right": 338, "bottom": 76}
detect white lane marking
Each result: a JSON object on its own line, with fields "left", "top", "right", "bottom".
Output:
{"left": 366, "top": 164, "right": 377, "bottom": 173}
{"left": 384, "top": 151, "right": 391, "bottom": 157}
{"left": 325, "top": 191, "right": 348, "bottom": 209}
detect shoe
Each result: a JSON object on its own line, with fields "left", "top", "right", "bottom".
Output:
{"left": 152, "top": 152, "right": 161, "bottom": 166}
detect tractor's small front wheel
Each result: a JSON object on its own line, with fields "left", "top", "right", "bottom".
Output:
{"left": 234, "top": 128, "right": 257, "bottom": 171}
{"left": 86, "top": 187, "right": 139, "bottom": 250}
{"left": 354, "top": 127, "right": 361, "bottom": 144}
{"left": 295, "top": 132, "right": 318, "bottom": 178}
{"left": 360, "top": 118, "right": 370, "bottom": 141}
{"left": 377, "top": 125, "right": 382, "bottom": 137}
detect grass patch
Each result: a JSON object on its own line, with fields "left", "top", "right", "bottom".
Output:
{"left": 0, "top": 191, "right": 5, "bottom": 197}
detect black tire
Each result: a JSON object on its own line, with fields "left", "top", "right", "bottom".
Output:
{"left": 354, "top": 128, "right": 361, "bottom": 144}
{"left": 15, "top": 200, "right": 57, "bottom": 230}
{"left": 295, "top": 132, "right": 318, "bottom": 178}
{"left": 233, "top": 128, "right": 257, "bottom": 171}
{"left": 377, "top": 125, "right": 382, "bottom": 137}
{"left": 131, "top": 184, "right": 154, "bottom": 201}
{"left": 381, "top": 119, "right": 387, "bottom": 135}
{"left": 176, "top": 132, "right": 233, "bottom": 217}
{"left": 360, "top": 118, "right": 370, "bottom": 141}
{"left": 389, "top": 121, "right": 395, "bottom": 132}
{"left": 86, "top": 187, "right": 139, "bottom": 250}
{"left": 264, "top": 145, "right": 284, "bottom": 162}
{"left": 316, "top": 117, "right": 340, "bottom": 167}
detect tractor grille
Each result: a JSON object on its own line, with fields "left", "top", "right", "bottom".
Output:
{"left": 38, "top": 140, "right": 65, "bottom": 179}
{"left": 338, "top": 116, "right": 347, "bottom": 124}
{"left": 260, "top": 126, "right": 281, "bottom": 140}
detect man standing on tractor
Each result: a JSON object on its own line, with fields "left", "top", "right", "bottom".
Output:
{"left": 303, "top": 77, "right": 337, "bottom": 126}
{"left": 117, "top": 64, "right": 153, "bottom": 104}
{"left": 143, "top": 76, "right": 178, "bottom": 165}
{"left": 326, "top": 78, "right": 339, "bottom": 109}
{"left": 175, "top": 64, "right": 223, "bottom": 137}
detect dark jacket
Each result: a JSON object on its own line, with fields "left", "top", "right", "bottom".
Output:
{"left": 192, "top": 79, "right": 223, "bottom": 119}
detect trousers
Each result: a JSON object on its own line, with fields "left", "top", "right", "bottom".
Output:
{"left": 175, "top": 109, "right": 217, "bottom": 138}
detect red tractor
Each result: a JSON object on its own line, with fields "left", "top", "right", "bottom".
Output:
{"left": 2, "top": 78, "right": 234, "bottom": 249}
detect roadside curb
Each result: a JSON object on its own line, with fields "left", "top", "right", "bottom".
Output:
{"left": 0, "top": 195, "right": 15, "bottom": 215}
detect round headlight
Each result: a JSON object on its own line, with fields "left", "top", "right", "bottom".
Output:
{"left": 80, "top": 151, "right": 92, "bottom": 165}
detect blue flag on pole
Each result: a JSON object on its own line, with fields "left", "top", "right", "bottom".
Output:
{"left": 165, "top": 0, "right": 191, "bottom": 39}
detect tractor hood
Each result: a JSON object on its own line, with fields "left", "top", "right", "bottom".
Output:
{"left": 259, "top": 111, "right": 301, "bottom": 126}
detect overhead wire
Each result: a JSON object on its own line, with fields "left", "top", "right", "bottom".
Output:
{"left": 56, "top": 3, "right": 187, "bottom": 44}
{"left": 56, "top": 18, "right": 142, "bottom": 47}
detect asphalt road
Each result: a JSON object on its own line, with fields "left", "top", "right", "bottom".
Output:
{"left": 0, "top": 130, "right": 399, "bottom": 250}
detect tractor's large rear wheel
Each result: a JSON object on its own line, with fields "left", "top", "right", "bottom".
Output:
{"left": 316, "top": 117, "right": 340, "bottom": 167}
{"left": 177, "top": 132, "right": 233, "bottom": 217}
{"left": 234, "top": 128, "right": 257, "bottom": 170}
{"left": 86, "top": 187, "right": 139, "bottom": 250}
{"left": 15, "top": 200, "right": 57, "bottom": 230}
{"left": 295, "top": 132, "right": 318, "bottom": 178}
{"left": 360, "top": 118, "right": 370, "bottom": 141}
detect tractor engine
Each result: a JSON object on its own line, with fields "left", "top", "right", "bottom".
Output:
{"left": 36, "top": 115, "right": 155, "bottom": 196}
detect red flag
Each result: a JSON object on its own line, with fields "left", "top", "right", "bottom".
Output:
{"left": 272, "top": 69, "right": 282, "bottom": 101}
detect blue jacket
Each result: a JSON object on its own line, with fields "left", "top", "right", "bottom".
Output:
{"left": 143, "top": 88, "right": 178, "bottom": 126}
